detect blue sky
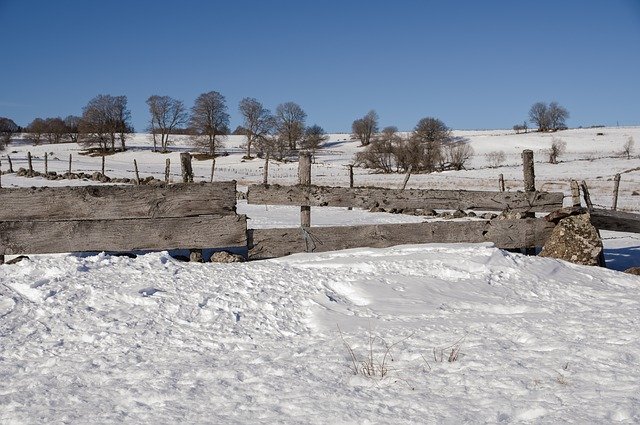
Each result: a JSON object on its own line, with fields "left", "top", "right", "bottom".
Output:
{"left": 1, "top": 0, "right": 639, "bottom": 132}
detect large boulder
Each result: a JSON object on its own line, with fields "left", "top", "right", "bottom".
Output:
{"left": 540, "top": 212, "right": 604, "bottom": 266}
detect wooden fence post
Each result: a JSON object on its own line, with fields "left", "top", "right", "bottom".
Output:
{"left": 263, "top": 153, "right": 270, "bottom": 185}
{"left": 499, "top": 174, "right": 505, "bottom": 192}
{"left": 521, "top": 150, "right": 536, "bottom": 254}
{"left": 400, "top": 165, "right": 413, "bottom": 190}
{"left": 348, "top": 164, "right": 354, "bottom": 211}
{"left": 580, "top": 180, "right": 593, "bottom": 210}
{"left": 299, "top": 151, "right": 312, "bottom": 227}
{"left": 165, "top": 158, "right": 170, "bottom": 183}
{"left": 44, "top": 153, "right": 48, "bottom": 174}
{"left": 27, "top": 152, "right": 33, "bottom": 174}
{"left": 612, "top": 173, "right": 621, "bottom": 211}
{"left": 210, "top": 158, "right": 216, "bottom": 183}
{"left": 570, "top": 180, "right": 581, "bottom": 207}
{"left": 522, "top": 150, "right": 535, "bottom": 192}
{"left": 0, "top": 159, "right": 2, "bottom": 188}
{"left": 180, "top": 152, "right": 193, "bottom": 183}
{"left": 101, "top": 155, "right": 105, "bottom": 175}
{"left": 134, "top": 159, "right": 140, "bottom": 185}
{"left": 7, "top": 155, "right": 14, "bottom": 173}
{"left": 68, "top": 154, "right": 72, "bottom": 176}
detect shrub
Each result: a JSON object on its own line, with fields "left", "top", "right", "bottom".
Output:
{"left": 485, "top": 150, "right": 506, "bottom": 168}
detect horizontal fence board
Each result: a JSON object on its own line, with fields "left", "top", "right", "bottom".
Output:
{"left": 590, "top": 209, "right": 640, "bottom": 233}
{"left": 247, "top": 184, "right": 564, "bottom": 212}
{"left": 248, "top": 218, "right": 555, "bottom": 260}
{"left": 0, "top": 182, "right": 237, "bottom": 221}
{"left": 0, "top": 215, "right": 247, "bottom": 255}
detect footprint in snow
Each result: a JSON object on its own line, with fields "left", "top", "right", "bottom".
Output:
{"left": 138, "top": 287, "right": 163, "bottom": 297}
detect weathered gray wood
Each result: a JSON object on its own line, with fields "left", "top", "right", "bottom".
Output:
{"left": 27, "top": 152, "right": 33, "bottom": 173}
{"left": 181, "top": 152, "right": 193, "bottom": 183}
{"left": 263, "top": 153, "right": 270, "bottom": 185}
{"left": 101, "top": 155, "right": 105, "bottom": 175}
{"left": 499, "top": 174, "right": 505, "bottom": 192}
{"left": 590, "top": 209, "right": 640, "bottom": 233}
{"left": 400, "top": 165, "right": 412, "bottom": 190}
{"left": 165, "top": 158, "right": 170, "bottom": 183}
{"left": 247, "top": 184, "right": 564, "bottom": 212}
{"left": 7, "top": 155, "right": 13, "bottom": 173}
{"left": 0, "top": 214, "right": 247, "bottom": 255}
{"left": 612, "top": 174, "right": 621, "bottom": 211}
{"left": 134, "top": 159, "right": 140, "bottom": 185}
{"left": 0, "top": 182, "right": 238, "bottom": 221}
{"left": 570, "top": 180, "right": 581, "bottom": 207}
{"left": 44, "top": 153, "right": 48, "bottom": 174}
{"left": 0, "top": 160, "right": 2, "bottom": 188}
{"left": 299, "top": 152, "right": 312, "bottom": 227}
{"left": 580, "top": 180, "right": 593, "bottom": 209}
{"left": 68, "top": 154, "right": 72, "bottom": 175}
{"left": 248, "top": 218, "right": 556, "bottom": 260}
{"left": 522, "top": 150, "right": 535, "bottom": 192}
{"left": 348, "top": 164, "right": 354, "bottom": 211}
{"left": 210, "top": 158, "right": 216, "bottom": 183}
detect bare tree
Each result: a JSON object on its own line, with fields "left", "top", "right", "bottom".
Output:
{"left": 621, "top": 136, "right": 634, "bottom": 159}
{"left": 239, "top": 97, "right": 274, "bottom": 159}
{"left": 548, "top": 137, "right": 567, "bottom": 164}
{"left": 300, "top": 124, "right": 328, "bottom": 161}
{"left": 275, "top": 102, "right": 306, "bottom": 151}
{"left": 446, "top": 139, "right": 474, "bottom": 170}
{"left": 547, "top": 101, "right": 569, "bottom": 131}
{"left": 0, "top": 117, "right": 19, "bottom": 149}
{"left": 147, "top": 95, "right": 188, "bottom": 152}
{"left": 79, "top": 95, "right": 132, "bottom": 152}
{"left": 189, "top": 91, "right": 230, "bottom": 157}
{"left": 410, "top": 117, "right": 451, "bottom": 172}
{"left": 43, "top": 117, "right": 67, "bottom": 143}
{"left": 26, "top": 118, "right": 47, "bottom": 144}
{"left": 529, "top": 102, "right": 550, "bottom": 132}
{"left": 64, "top": 115, "right": 81, "bottom": 143}
{"left": 351, "top": 110, "right": 379, "bottom": 146}
{"left": 354, "top": 138, "right": 396, "bottom": 173}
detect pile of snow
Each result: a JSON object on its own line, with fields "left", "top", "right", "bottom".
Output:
{"left": 1, "top": 244, "right": 639, "bottom": 423}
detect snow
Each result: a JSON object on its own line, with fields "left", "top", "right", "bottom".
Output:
{"left": 1, "top": 127, "right": 640, "bottom": 423}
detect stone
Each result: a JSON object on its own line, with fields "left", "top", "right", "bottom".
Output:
{"left": 452, "top": 209, "right": 467, "bottom": 218}
{"left": 482, "top": 212, "right": 498, "bottom": 220}
{"left": 189, "top": 250, "right": 203, "bottom": 262}
{"left": 498, "top": 210, "right": 524, "bottom": 220}
{"left": 5, "top": 255, "right": 30, "bottom": 265}
{"left": 209, "top": 251, "right": 245, "bottom": 263}
{"left": 624, "top": 267, "right": 640, "bottom": 276}
{"left": 539, "top": 212, "right": 604, "bottom": 266}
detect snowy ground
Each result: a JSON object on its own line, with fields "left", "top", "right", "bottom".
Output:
{"left": 1, "top": 128, "right": 640, "bottom": 423}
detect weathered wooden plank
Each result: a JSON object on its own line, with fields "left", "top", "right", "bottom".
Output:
{"left": 590, "top": 209, "right": 640, "bottom": 233}
{"left": 0, "top": 182, "right": 237, "bottom": 221}
{"left": 0, "top": 214, "right": 247, "bottom": 255}
{"left": 248, "top": 218, "right": 555, "bottom": 260}
{"left": 247, "top": 184, "right": 564, "bottom": 212}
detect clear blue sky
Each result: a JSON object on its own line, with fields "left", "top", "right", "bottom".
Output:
{"left": 1, "top": 0, "right": 639, "bottom": 132}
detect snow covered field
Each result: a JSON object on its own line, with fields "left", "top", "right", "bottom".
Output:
{"left": 1, "top": 127, "right": 640, "bottom": 423}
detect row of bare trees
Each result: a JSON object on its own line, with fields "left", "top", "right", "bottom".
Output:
{"left": 0, "top": 117, "right": 20, "bottom": 150}
{"left": 354, "top": 115, "right": 474, "bottom": 173}
{"left": 146, "top": 93, "right": 327, "bottom": 159}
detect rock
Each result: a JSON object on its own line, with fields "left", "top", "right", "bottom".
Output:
{"left": 369, "top": 207, "right": 385, "bottom": 213}
{"left": 209, "top": 251, "right": 245, "bottom": 263}
{"left": 4, "top": 255, "right": 30, "bottom": 265}
{"left": 632, "top": 191, "right": 639, "bottom": 196}
{"left": 439, "top": 212, "right": 454, "bottom": 220}
{"left": 545, "top": 207, "right": 587, "bottom": 223}
{"left": 467, "top": 211, "right": 477, "bottom": 218}
{"left": 498, "top": 210, "right": 524, "bottom": 220}
{"left": 624, "top": 267, "right": 640, "bottom": 276}
{"left": 189, "top": 250, "right": 203, "bottom": 263}
{"left": 452, "top": 209, "right": 467, "bottom": 219}
{"left": 539, "top": 212, "right": 604, "bottom": 266}
{"left": 482, "top": 212, "right": 498, "bottom": 220}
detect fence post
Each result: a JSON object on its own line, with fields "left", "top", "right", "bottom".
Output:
{"left": 522, "top": 150, "right": 535, "bottom": 192}
{"left": 400, "top": 165, "right": 413, "bottom": 190}
{"left": 263, "top": 153, "right": 270, "bottom": 185}
{"left": 101, "top": 155, "right": 105, "bottom": 176}
{"left": 210, "top": 158, "right": 216, "bottom": 183}
{"left": 165, "top": 158, "right": 170, "bottom": 183}
{"left": 570, "top": 180, "right": 581, "bottom": 207}
{"left": 521, "top": 150, "right": 536, "bottom": 255}
{"left": 0, "top": 159, "right": 2, "bottom": 188}
{"left": 134, "top": 159, "right": 140, "bottom": 185}
{"left": 612, "top": 173, "right": 621, "bottom": 211}
{"left": 68, "top": 154, "right": 72, "bottom": 176}
{"left": 44, "top": 153, "right": 48, "bottom": 174}
{"left": 27, "top": 152, "right": 33, "bottom": 174}
{"left": 180, "top": 152, "right": 193, "bottom": 183}
{"left": 7, "top": 155, "right": 13, "bottom": 173}
{"left": 299, "top": 151, "right": 312, "bottom": 227}
{"left": 498, "top": 174, "right": 505, "bottom": 192}
{"left": 580, "top": 180, "right": 593, "bottom": 210}
{"left": 348, "top": 164, "right": 354, "bottom": 211}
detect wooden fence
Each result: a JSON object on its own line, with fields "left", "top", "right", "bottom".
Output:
{"left": 0, "top": 182, "right": 247, "bottom": 260}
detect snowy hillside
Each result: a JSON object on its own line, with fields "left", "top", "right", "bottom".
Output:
{"left": 1, "top": 127, "right": 640, "bottom": 423}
